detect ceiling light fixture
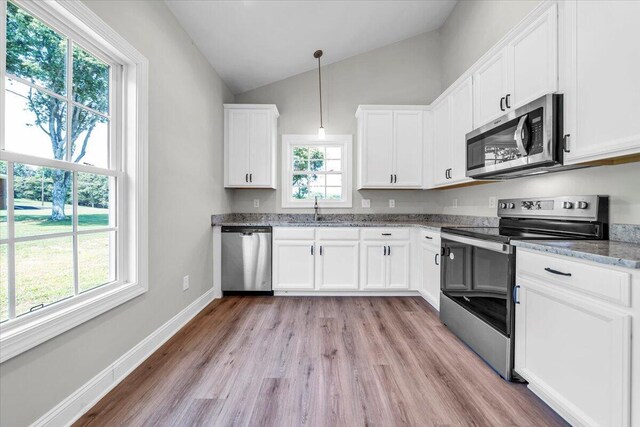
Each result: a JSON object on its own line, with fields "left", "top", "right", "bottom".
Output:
{"left": 314, "top": 49, "right": 325, "bottom": 139}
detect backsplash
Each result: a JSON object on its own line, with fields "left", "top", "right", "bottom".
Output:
{"left": 211, "top": 213, "right": 640, "bottom": 244}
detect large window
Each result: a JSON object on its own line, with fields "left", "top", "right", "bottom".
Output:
{"left": 0, "top": 0, "right": 148, "bottom": 362}
{"left": 282, "top": 135, "right": 352, "bottom": 208}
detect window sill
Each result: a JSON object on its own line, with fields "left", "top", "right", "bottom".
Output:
{"left": 281, "top": 201, "right": 353, "bottom": 209}
{"left": 0, "top": 281, "right": 146, "bottom": 363}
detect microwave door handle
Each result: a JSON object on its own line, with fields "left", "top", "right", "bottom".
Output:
{"left": 514, "top": 115, "right": 529, "bottom": 156}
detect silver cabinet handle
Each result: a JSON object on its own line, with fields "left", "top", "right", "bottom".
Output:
{"left": 434, "top": 253, "right": 439, "bottom": 265}
{"left": 563, "top": 134, "right": 571, "bottom": 153}
{"left": 514, "top": 114, "right": 529, "bottom": 156}
{"left": 513, "top": 285, "right": 520, "bottom": 304}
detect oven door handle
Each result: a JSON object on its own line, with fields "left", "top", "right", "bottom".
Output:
{"left": 514, "top": 114, "right": 529, "bottom": 156}
{"left": 441, "top": 232, "right": 512, "bottom": 254}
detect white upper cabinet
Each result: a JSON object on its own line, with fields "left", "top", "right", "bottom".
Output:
{"left": 429, "top": 76, "right": 474, "bottom": 188}
{"left": 561, "top": 0, "right": 640, "bottom": 164}
{"left": 224, "top": 104, "right": 279, "bottom": 188}
{"left": 357, "top": 106, "right": 425, "bottom": 189}
{"left": 473, "top": 49, "right": 510, "bottom": 127}
{"left": 473, "top": 3, "right": 558, "bottom": 128}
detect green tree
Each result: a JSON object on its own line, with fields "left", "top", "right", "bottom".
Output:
{"left": 6, "top": 2, "right": 108, "bottom": 220}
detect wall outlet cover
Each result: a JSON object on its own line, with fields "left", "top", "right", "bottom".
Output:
{"left": 182, "top": 275, "right": 189, "bottom": 291}
{"left": 452, "top": 199, "right": 458, "bottom": 209}
{"left": 361, "top": 199, "right": 371, "bottom": 208}
{"left": 389, "top": 199, "right": 395, "bottom": 208}
{"left": 253, "top": 199, "right": 260, "bottom": 208}
{"left": 489, "top": 197, "right": 496, "bottom": 208}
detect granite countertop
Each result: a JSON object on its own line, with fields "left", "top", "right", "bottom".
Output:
{"left": 216, "top": 221, "right": 461, "bottom": 232}
{"left": 512, "top": 240, "right": 640, "bottom": 269}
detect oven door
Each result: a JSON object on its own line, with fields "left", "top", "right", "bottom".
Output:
{"left": 466, "top": 93, "right": 560, "bottom": 178}
{"left": 440, "top": 233, "right": 514, "bottom": 337}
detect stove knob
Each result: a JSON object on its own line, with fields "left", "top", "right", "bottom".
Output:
{"left": 499, "top": 203, "right": 507, "bottom": 209}
{"left": 507, "top": 203, "right": 515, "bottom": 209}
{"left": 576, "top": 201, "right": 589, "bottom": 209}
{"left": 562, "top": 201, "right": 574, "bottom": 209}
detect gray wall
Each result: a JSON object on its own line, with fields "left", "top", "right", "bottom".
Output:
{"left": 232, "top": 0, "right": 640, "bottom": 225}
{"left": 0, "top": 1, "right": 233, "bottom": 426}
{"left": 233, "top": 31, "right": 441, "bottom": 214}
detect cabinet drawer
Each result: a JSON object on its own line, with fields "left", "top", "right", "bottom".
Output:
{"left": 316, "top": 228, "right": 359, "bottom": 240}
{"left": 516, "top": 250, "right": 631, "bottom": 307}
{"left": 419, "top": 229, "right": 441, "bottom": 246}
{"left": 361, "top": 228, "right": 410, "bottom": 241}
{"left": 273, "top": 227, "right": 315, "bottom": 240}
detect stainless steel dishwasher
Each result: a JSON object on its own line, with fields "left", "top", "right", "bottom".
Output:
{"left": 221, "top": 226, "right": 272, "bottom": 295}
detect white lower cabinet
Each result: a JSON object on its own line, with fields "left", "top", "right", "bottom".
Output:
{"left": 360, "top": 240, "right": 410, "bottom": 290}
{"left": 272, "top": 240, "right": 315, "bottom": 290}
{"left": 315, "top": 241, "right": 359, "bottom": 290}
{"left": 515, "top": 249, "right": 635, "bottom": 426}
{"left": 420, "top": 242, "right": 441, "bottom": 310}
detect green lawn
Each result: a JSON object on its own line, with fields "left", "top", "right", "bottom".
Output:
{"left": 1, "top": 199, "right": 112, "bottom": 321}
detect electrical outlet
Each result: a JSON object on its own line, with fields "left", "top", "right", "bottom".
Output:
{"left": 489, "top": 197, "right": 496, "bottom": 209}
{"left": 361, "top": 199, "right": 371, "bottom": 208}
{"left": 389, "top": 199, "right": 395, "bottom": 208}
{"left": 182, "top": 275, "right": 189, "bottom": 291}
{"left": 452, "top": 199, "right": 458, "bottom": 209}
{"left": 253, "top": 199, "right": 260, "bottom": 208}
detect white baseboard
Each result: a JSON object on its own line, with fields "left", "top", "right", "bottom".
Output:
{"left": 273, "top": 290, "right": 421, "bottom": 297}
{"left": 32, "top": 289, "right": 217, "bottom": 427}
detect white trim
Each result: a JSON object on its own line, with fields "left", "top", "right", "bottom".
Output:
{"left": 418, "top": 289, "right": 440, "bottom": 312}
{"left": 223, "top": 103, "right": 279, "bottom": 116}
{"left": 0, "top": 0, "right": 149, "bottom": 363}
{"left": 281, "top": 134, "right": 353, "bottom": 209}
{"left": 274, "top": 290, "right": 419, "bottom": 297}
{"left": 31, "top": 289, "right": 217, "bottom": 427}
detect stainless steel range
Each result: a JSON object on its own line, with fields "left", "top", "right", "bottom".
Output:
{"left": 439, "top": 195, "right": 608, "bottom": 380}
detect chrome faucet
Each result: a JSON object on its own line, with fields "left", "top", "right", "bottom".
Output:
{"left": 314, "top": 196, "right": 319, "bottom": 221}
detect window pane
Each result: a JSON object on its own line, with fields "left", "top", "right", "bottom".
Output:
{"left": 6, "top": 2, "right": 67, "bottom": 95}
{"left": 310, "top": 160, "right": 324, "bottom": 171}
{"left": 326, "top": 187, "right": 342, "bottom": 200}
{"left": 0, "top": 244, "right": 8, "bottom": 322}
{"left": 293, "top": 158, "right": 308, "bottom": 172}
{"left": 71, "top": 106, "right": 109, "bottom": 168}
{"left": 78, "top": 173, "right": 112, "bottom": 229}
{"left": 309, "top": 186, "right": 326, "bottom": 199}
{"left": 13, "top": 164, "right": 73, "bottom": 238}
{"left": 293, "top": 146, "right": 309, "bottom": 160}
{"left": 309, "top": 147, "right": 325, "bottom": 161}
{"left": 73, "top": 44, "right": 110, "bottom": 114}
{"left": 291, "top": 186, "right": 309, "bottom": 200}
{"left": 15, "top": 236, "right": 73, "bottom": 316}
{"left": 326, "top": 160, "right": 341, "bottom": 172}
{"left": 79, "top": 231, "right": 115, "bottom": 293}
{"left": 292, "top": 174, "right": 309, "bottom": 188}
{"left": 326, "top": 174, "right": 342, "bottom": 186}
{"left": 5, "top": 78, "right": 68, "bottom": 160}
{"left": 1, "top": 161, "right": 7, "bottom": 240}
{"left": 308, "top": 174, "right": 324, "bottom": 186}
{"left": 326, "top": 146, "right": 341, "bottom": 159}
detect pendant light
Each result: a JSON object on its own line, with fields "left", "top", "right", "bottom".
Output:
{"left": 314, "top": 49, "right": 325, "bottom": 139}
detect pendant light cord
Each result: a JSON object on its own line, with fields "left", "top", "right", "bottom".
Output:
{"left": 317, "top": 56, "right": 323, "bottom": 128}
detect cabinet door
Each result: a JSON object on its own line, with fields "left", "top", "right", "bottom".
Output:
{"left": 430, "top": 99, "right": 451, "bottom": 187}
{"left": 248, "top": 110, "right": 273, "bottom": 187}
{"left": 315, "top": 241, "right": 359, "bottom": 290}
{"left": 473, "top": 48, "right": 509, "bottom": 127}
{"left": 508, "top": 3, "right": 558, "bottom": 110}
{"left": 359, "top": 110, "right": 394, "bottom": 188}
{"left": 225, "top": 110, "right": 251, "bottom": 187}
{"left": 393, "top": 110, "right": 423, "bottom": 188}
{"left": 448, "top": 77, "right": 474, "bottom": 183}
{"left": 360, "top": 242, "right": 387, "bottom": 290}
{"left": 387, "top": 242, "right": 410, "bottom": 289}
{"left": 515, "top": 279, "right": 631, "bottom": 427}
{"left": 563, "top": 0, "right": 640, "bottom": 164}
{"left": 421, "top": 243, "right": 441, "bottom": 310}
{"left": 272, "top": 240, "right": 315, "bottom": 290}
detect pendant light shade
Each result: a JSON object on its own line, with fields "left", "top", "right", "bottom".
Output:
{"left": 314, "top": 49, "right": 325, "bottom": 139}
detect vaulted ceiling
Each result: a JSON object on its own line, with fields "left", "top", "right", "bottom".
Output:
{"left": 165, "top": 1, "right": 457, "bottom": 94}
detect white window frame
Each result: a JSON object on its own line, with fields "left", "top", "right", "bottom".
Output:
{"left": 281, "top": 134, "right": 352, "bottom": 208}
{"left": 0, "top": 0, "right": 148, "bottom": 363}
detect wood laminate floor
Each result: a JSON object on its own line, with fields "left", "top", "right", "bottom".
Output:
{"left": 75, "top": 297, "right": 567, "bottom": 427}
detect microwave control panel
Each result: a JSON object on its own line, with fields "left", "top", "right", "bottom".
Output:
{"left": 528, "top": 107, "right": 544, "bottom": 155}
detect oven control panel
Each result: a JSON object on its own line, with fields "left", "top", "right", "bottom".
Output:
{"left": 497, "top": 195, "right": 606, "bottom": 221}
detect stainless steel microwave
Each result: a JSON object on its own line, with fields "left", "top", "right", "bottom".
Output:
{"left": 466, "top": 94, "right": 564, "bottom": 179}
